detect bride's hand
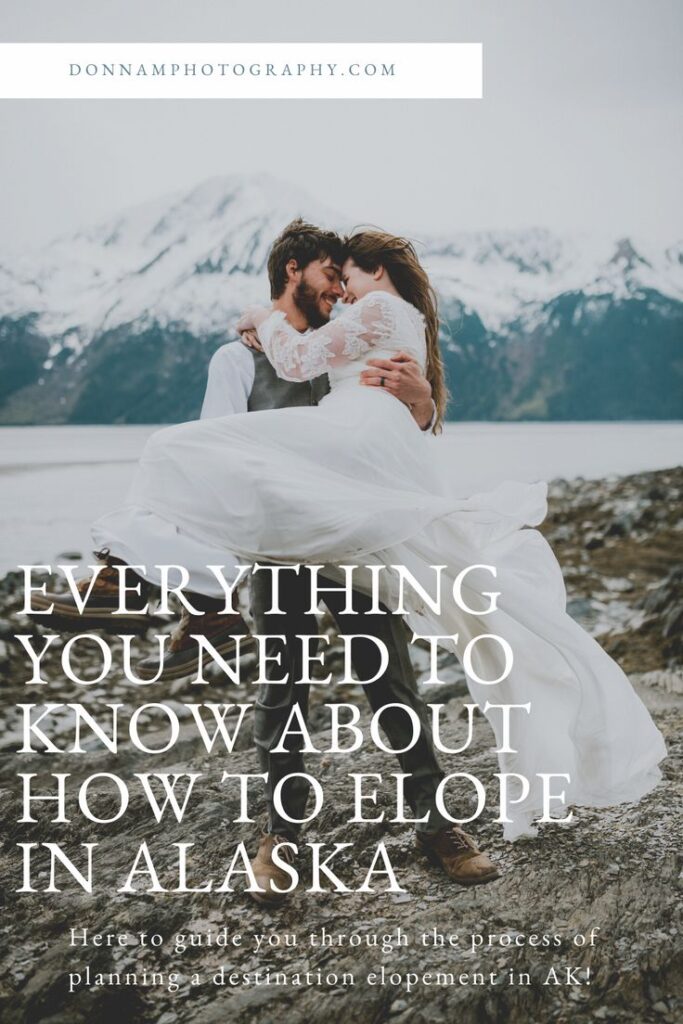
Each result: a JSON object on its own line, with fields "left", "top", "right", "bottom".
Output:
{"left": 236, "top": 306, "right": 271, "bottom": 335}
{"left": 240, "top": 329, "right": 263, "bottom": 353}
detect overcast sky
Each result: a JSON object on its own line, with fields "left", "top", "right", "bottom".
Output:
{"left": 1, "top": 0, "right": 681, "bottom": 249}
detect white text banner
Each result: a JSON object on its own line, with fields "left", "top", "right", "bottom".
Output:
{"left": 0, "top": 43, "right": 482, "bottom": 99}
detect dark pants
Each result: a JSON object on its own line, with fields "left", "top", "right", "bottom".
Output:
{"left": 251, "top": 568, "right": 450, "bottom": 838}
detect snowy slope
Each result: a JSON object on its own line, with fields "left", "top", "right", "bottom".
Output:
{"left": 0, "top": 173, "right": 681, "bottom": 424}
{"left": 0, "top": 174, "right": 343, "bottom": 357}
{"left": 1, "top": 173, "right": 681, "bottom": 350}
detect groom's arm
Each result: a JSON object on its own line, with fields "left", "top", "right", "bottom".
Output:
{"left": 361, "top": 353, "right": 436, "bottom": 431}
{"left": 239, "top": 334, "right": 435, "bottom": 429}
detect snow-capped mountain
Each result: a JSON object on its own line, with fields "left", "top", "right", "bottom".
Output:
{"left": 428, "top": 231, "right": 683, "bottom": 334}
{"left": 0, "top": 173, "right": 681, "bottom": 423}
{"left": 0, "top": 174, "right": 342, "bottom": 359}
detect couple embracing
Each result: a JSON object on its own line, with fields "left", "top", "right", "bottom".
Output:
{"left": 34, "top": 218, "right": 666, "bottom": 905}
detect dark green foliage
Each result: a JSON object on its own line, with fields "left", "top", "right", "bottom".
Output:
{"left": 68, "top": 324, "right": 226, "bottom": 424}
{"left": 441, "top": 290, "right": 683, "bottom": 421}
{"left": 0, "top": 291, "right": 681, "bottom": 424}
{"left": 0, "top": 315, "right": 50, "bottom": 402}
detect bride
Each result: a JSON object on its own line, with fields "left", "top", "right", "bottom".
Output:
{"left": 63, "top": 229, "right": 670, "bottom": 839}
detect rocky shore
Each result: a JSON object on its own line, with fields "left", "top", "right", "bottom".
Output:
{"left": 0, "top": 467, "right": 681, "bottom": 1024}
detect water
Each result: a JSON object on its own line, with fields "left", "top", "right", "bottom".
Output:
{"left": 1, "top": 422, "right": 681, "bottom": 575}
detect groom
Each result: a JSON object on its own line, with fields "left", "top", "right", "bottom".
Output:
{"left": 190, "top": 219, "right": 499, "bottom": 901}
{"left": 35, "top": 219, "right": 500, "bottom": 899}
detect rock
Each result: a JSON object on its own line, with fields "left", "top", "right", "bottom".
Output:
{"left": 633, "top": 670, "right": 683, "bottom": 695}
{"left": 602, "top": 577, "right": 634, "bottom": 594}
{"left": 604, "top": 518, "right": 630, "bottom": 538}
{"left": 389, "top": 999, "right": 409, "bottom": 1014}
{"left": 642, "top": 568, "right": 683, "bottom": 615}
{"left": 417, "top": 679, "right": 466, "bottom": 703}
{"left": 566, "top": 598, "right": 599, "bottom": 628}
{"left": 0, "top": 466, "right": 681, "bottom": 1024}
{"left": 663, "top": 605, "right": 683, "bottom": 639}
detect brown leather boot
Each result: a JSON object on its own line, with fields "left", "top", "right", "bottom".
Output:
{"left": 417, "top": 826, "right": 500, "bottom": 886}
{"left": 28, "top": 552, "right": 151, "bottom": 631}
{"left": 249, "top": 834, "right": 298, "bottom": 906}
{"left": 135, "top": 608, "right": 254, "bottom": 681}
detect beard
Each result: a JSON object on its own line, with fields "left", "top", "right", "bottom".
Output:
{"left": 292, "top": 279, "right": 330, "bottom": 328}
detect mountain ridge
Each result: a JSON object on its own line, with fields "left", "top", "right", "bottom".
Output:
{"left": 0, "top": 173, "right": 681, "bottom": 424}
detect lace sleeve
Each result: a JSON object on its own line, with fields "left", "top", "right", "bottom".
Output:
{"left": 257, "top": 292, "right": 396, "bottom": 382}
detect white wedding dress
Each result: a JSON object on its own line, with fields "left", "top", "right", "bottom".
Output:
{"left": 93, "top": 289, "right": 666, "bottom": 839}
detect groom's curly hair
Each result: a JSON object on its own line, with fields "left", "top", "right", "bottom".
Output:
{"left": 268, "top": 218, "right": 344, "bottom": 299}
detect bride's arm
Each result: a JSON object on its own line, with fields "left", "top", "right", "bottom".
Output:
{"left": 245, "top": 293, "right": 396, "bottom": 382}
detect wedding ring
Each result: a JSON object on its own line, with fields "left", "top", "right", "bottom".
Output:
{"left": 380, "top": 376, "right": 386, "bottom": 387}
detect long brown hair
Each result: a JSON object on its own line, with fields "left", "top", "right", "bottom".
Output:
{"left": 343, "top": 229, "right": 447, "bottom": 433}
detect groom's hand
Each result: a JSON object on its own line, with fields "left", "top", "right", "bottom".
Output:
{"left": 361, "top": 353, "right": 435, "bottom": 430}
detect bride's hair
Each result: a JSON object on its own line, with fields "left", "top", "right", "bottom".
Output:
{"left": 343, "top": 230, "right": 448, "bottom": 433}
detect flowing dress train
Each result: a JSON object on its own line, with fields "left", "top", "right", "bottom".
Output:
{"left": 93, "top": 289, "right": 666, "bottom": 839}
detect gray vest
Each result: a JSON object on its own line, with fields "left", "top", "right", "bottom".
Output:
{"left": 247, "top": 350, "right": 330, "bottom": 412}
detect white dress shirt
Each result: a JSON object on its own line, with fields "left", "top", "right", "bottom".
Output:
{"left": 200, "top": 339, "right": 436, "bottom": 429}
{"left": 200, "top": 342, "right": 255, "bottom": 419}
